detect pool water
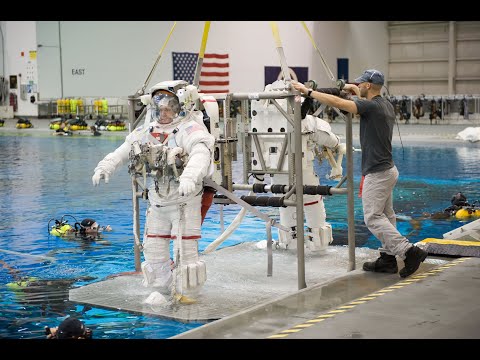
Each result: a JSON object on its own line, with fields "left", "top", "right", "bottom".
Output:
{"left": 0, "top": 132, "right": 479, "bottom": 339}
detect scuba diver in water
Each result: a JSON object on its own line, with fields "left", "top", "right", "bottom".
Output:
{"left": 398, "top": 192, "right": 480, "bottom": 237}
{"left": 443, "top": 192, "right": 470, "bottom": 216}
{"left": 45, "top": 317, "right": 93, "bottom": 339}
{"left": 69, "top": 218, "right": 112, "bottom": 240}
{"left": 1, "top": 259, "right": 95, "bottom": 317}
{"left": 419, "top": 192, "right": 479, "bottom": 220}
{"left": 48, "top": 215, "right": 112, "bottom": 241}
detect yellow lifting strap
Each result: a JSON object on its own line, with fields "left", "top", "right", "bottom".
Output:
{"left": 269, "top": 21, "right": 282, "bottom": 48}
{"left": 269, "top": 21, "right": 291, "bottom": 82}
{"left": 140, "top": 21, "right": 177, "bottom": 95}
{"left": 193, "top": 21, "right": 211, "bottom": 87}
{"left": 300, "top": 21, "right": 336, "bottom": 84}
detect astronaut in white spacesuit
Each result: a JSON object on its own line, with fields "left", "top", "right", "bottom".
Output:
{"left": 251, "top": 80, "right": 346, "bottom": 253}
{"left": 91, "top": 80, "right": 215, "bottom": 300}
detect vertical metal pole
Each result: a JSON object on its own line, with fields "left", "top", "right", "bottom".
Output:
{"left": 409, "top": 96, "right": 413, "bottom": 120}
{"left": 58, "top": 21, "right": 64, "bottom": 99}
{"left": 346, "top": 113, "right": 356, "bottom": 271}
{"left": 241, "top": 99, "right": 250, "bottom": 184}
{"left": 128, "top": 95, "right": 141, "bottom": 272}
{"left": 127, "top": 95, "right": 137, "bottom": 134}
{"left": 0, "top": 22, "right": 5, "bottom": 78}
{"left": 132, "top": 178, "right": 141, "bottom": 272}
{"left": 448, "top": 21, "right": 456, "bottom": 95}
{"left": 266, "top": 221, "right": 273, "bottom": 277}
{"left": 292, "top": 95, "right": 306, "bottom": 290}
{"left": 441, "top": 97, "right": 444, "bottom": 121}
{"left": 223, "top": 98, "right": 233, "bottom": 192}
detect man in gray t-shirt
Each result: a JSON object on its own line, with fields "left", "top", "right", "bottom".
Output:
{"left": 292, "top": 69, "right": 427, "bottom": 278}
{"left": 355, "top": 95, "right": 395, "bottom": 176}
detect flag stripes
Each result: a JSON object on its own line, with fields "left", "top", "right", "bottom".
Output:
{"left": 172, "top": 52, "right": 229, "bottom": 94}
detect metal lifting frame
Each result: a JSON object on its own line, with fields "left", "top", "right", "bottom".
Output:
{"left": 125, "top": 21, "right": 357, "bottom": 291}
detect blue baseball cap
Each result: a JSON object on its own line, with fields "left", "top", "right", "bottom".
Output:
{"left": 354, "top": 69, "right": 385, "bottom": 85}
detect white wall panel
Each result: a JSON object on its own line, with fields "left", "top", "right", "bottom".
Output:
{"left": 456, "top": 81, "right": 480, "bottom": 94}
{"left": 389, "top": 82, "right": 447, "bottom": 96}
{"left": 457, "top": 22, "right": 480, "bottom": 37}
{"left": 4, "top": 21, "right": 388, "bottom": 115}
{"left": 457, "top": 41, "right": 480, "bottom": 58}
{"left": 346, "top": 22, "right": 389, "bottom": 83}
{"left": 36, "top": 21, "right": 61, "bottom": 99}
{"left": 389, "top": 21, "right": 480, "bottom": 96}
{"left": 31, "top": 21, "right": 389, "bottom": 99}
{"left": 456, "top": 60, "right": 480, "bottom": 77}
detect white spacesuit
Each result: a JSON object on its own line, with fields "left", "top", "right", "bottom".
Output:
{"left": 250, "top": 80, "right": 346, "bottom": 253}
{"left": 92, "top": 80, "right": 215, "bottom": 300}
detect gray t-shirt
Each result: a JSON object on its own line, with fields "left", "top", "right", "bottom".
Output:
{"left": 354, "top": 95, "right": 396, "bottom": 176}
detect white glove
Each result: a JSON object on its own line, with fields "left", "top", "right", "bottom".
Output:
{"left": 178, "top": 178, "right": 196, "bottom": 196}
{"left": 92, "top": 169, "right": 110, "bottom": 186}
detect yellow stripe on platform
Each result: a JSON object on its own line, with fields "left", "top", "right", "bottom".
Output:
{"left": 419, "top": 238, "right": 480, "bottom": 246}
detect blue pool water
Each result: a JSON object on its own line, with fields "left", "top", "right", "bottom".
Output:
{"left": 1, "top": 131, "right": 479, "bottom": 339}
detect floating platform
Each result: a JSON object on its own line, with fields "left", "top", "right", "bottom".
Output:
{"left": 69, "top": 243, "right": 380, "bottom": 322}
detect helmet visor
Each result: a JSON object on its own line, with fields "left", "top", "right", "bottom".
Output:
{"left": 152, "top": 92, "right": 180, "bottom": 124}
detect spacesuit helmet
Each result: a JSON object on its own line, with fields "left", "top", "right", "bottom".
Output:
{"left": 151, "top": 89, "right": 181, "bottom": 124}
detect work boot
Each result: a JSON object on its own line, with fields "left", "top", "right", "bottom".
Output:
{"left": 399, "top": 246, "right": 428, "bottom": 278}
{"left": 363, "top": 252, "right": 398, "bottom": 274}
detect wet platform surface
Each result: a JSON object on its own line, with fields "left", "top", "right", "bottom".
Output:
{"left": 173, "top": 256, "right": 480, "bottom": 339}
{"left": 69, "top": 243, "right": 480, "bottom": 339}
{"left": 69, "top": 243, "right": 380, "bottom": 322}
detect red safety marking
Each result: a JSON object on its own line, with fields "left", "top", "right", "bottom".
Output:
{"left": 359, "top": 175, "right": 365, "bottom": 198}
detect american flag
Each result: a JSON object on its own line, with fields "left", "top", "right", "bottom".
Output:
{"left": 185, "top": 123, "right": 204, "bottom": 135}
{"left": 172, "top": 52, "right": 229, "bottom": 94}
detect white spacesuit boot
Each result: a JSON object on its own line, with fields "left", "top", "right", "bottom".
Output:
{"left": 275, "top": 173, "right": 297, "bottom": 250}
{"left": 171, "top": 197, "right": 207, "bottom": 303}
{"left": 141, "top": 234, "right": 173, "bottom": 293}
{"left": 305, "top": 224, "right": 333, "bottom": 254}
{"left": 141, "top": 259, "right": 173, "bottom": 290}
{"left": 303, "top": 169, "right": 333, "bottom": 253}
{"left": 278, "top": 207, "right": 298, "bottom": 250}
{"left": 175, "top": 263, "right": 206, "bottom": 300}
{"left": 173, "top": 240, "right": 206, "bottom": 301}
